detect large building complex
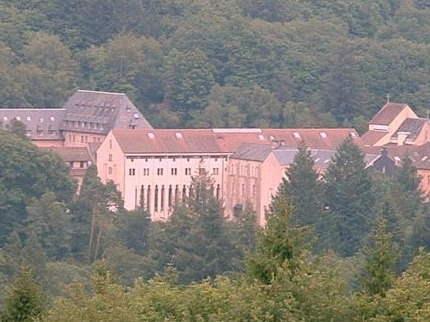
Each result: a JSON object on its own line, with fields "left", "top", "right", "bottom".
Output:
{"left": 0, "top": 90, "right": 152, "bottom": 187}
{"left": 96, "top": 127, "right": 361, "bottom": 224}
{"left": 3, "top": 91, "right": 430, "bottom": 224}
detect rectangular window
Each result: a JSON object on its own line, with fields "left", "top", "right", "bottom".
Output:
{"left": 108, "top": 167, "right": 112, "bottom": 175}
{"left": 80, "top": 161, "right": 85, "bottom": 168}
{"left": 213, "top": 168, "right": 219, "bottom": 175}
{"left": 143, "top": 168, "right": 150, "bottom": 176}
{"left": 171, "top": 168, "right": 177, "bottom": 175}
{"left": 129, "top": 168, "right": 136, "bottom": 176}
{"left": 157, "top": 168, "right": 163, "bottom": 176}
{"left": 185, "top": 168, "right": 191, "bottom": 175}
{"left": 108, "top": 154, "right": 112, "bottom": 161}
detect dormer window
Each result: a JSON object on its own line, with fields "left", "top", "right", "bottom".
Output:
{"left": 293, "top": 132, "right": 301, "bottom": 139}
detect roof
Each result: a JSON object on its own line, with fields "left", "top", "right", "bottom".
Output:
{"left": 370, "top": 103, "right": 410, "bottom": 126}
{"left": 361, "top": 130, "right": 388, "bottom": 147}
{"left": 363, "top": 143, "right": 430, "bottom": 170}
{"left": 110, "top": 127, "right": 359, "bottom": 156}
{"left": 112, "top": 129, "right": 226, "bottom": 154}
{"left": 272, "top": 147, "right": 378, "bottom": 169}
{"left": 261, "top": 128, "right": 361, "bottom": 149}
{"left": 391, "top": 118, "right": 429, "bottom": 141}
{"left": 213, "top": 128, "right": 270, "bottom": 152}
{"left": 42, "top": 146, "right": 94, "bottom": 163}
{"left": 0, "top": 108, "right": 65, "bottom": 140}
{"left": 61, "top": 90, "right": 152, "bottom": 134}
{"left": 231, "top": 143, "right": 273, "bottom": 162}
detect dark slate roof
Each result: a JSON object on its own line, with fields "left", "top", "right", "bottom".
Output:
{"left": 273, "top": 148, "right": 378, "bottom": 169}
{"left": 61, "top": 90, "right": 152, "bottom": 134}
{"left": 363, "top": 143, "right": 430, "bottom": 170}
{"left": 370, "top": 103, "right": 410, "bottom": 126}
{"left": 231, "top": 143, "right": 273, "bottom": 162}
{"left": 0, "top": 108, "right": 65, "bottom": 140}
{"left": 391, "top": 118, "right": 428, "bottom": 140}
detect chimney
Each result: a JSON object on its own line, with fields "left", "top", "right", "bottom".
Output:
{"left": 397, "top": 132, "right": 409, "bottom": 146}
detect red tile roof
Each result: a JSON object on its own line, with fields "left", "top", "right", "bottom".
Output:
{"left": 112, "top": 129, "right": 225, "bottom": 154}
{"left": 261, "top": 128, "right": 361, "bottom": 149}
{"left": 42, "top": 146, "right": 94, "bottom": 163}
{"left": 370, "top": 103, "right": 411, "bottom": 126}
{"left": 111, "top": 128, "right": 359, "bottom": 155}
{"left": 361, "top": 130, "right": 388, "bottom": 146}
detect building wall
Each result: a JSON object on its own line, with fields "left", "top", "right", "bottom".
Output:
{"left": 63, "top": 130, "right": 105, "bottom": 147}
{"left": 417, "top": 169, "right": 430, "bottom": 196}
{"left": 97, "top": 132, "right": 126, "bottom": 195}
{"left": 225, "top": 153, "right": 284, "bottom": 226}
{"left": 121, "top": 155, "right": 226, "bottom": 220}
{"left": 259, "top": 153, "right": 285, "bottom": 225}
{"left": 32, "top": 140, "right": 64, "bottom": 148}
{"left": 225, "top": 158, "right": 261, "bottom": 221}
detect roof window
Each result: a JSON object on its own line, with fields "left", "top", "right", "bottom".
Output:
{"left": 293, "top": 132, "right": 301, "bottom": 139}
{"left": 16, "top": 116, "right": 21, "bottom": 121}
{"left": 175, "top": 132, "right": 183, "bottom": 139}
{"left": 50, "top": 116, "right": 55, "bottom": 121}
{"left": 320, "top": 132, "right": 327, "bottom": 139}
{"left": 3, "top": 117, "right": 7, "bottom": 121}
{"left": 40, "top": 117, "right": 44, "bottom": 123}
{"left": 27, "top": 116, "right": 31, "bottom": 121}
{"left": 147, "top": 132, "right": 155, "bottom": 139}
{"left": 133, "top": 113, "right": 139, "bottom": 119}
{"left": 350, "top": 132, "right": 357, "bottom": 138}
{"left": 258, "top": 134, "right": 265, "bottom": 140}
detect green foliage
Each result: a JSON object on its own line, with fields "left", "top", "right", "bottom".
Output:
{"left": 1, "top": 268, "right": 44, "bottom": 322}
{"left": 323, "top": 136, "right": 375, "bottom": 256}
{"left": 247, "top": 196, "right": 310, "bottom": 284}
{"left": 370, "top": 248, "right": 430, "bottom": 321}
{"left": 359, "top": 218, "right": 398, "bottom": 297}
{"left": 274, "top": 142, "right": 323, "bottom": 230}
{"left": 25, "top": 192, "right": 72, "bottom": 260}
{"left": 0, "top": 131, "right": 76, "bottom": 246}
{"left": 148, "top": 169, "right": 238, "bottom": 284}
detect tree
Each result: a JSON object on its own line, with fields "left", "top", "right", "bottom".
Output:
{"left": 149, "top": 169, "right": 237, "bottom": 284}
{"left": 1, "top": 268, "right": 44, "bottom": 322}
{"left": 164, "top": 48, "right": 216, "bottom": 122}
{"left": 273, "top": 142, "right": 323, "bottom": 230}
{"left": 25, "top": 192, "right": 72, "bottom": 260}
{"left": 371, "top": 248, "right": 430, "bottom": 321}
{"left": 0, "top": 132, "right": 76, "bottom": 246}
{"left": 323, "top": 136, "right": 375, "bottom": 256}
{"left": 17, "top": 32, "right": 78, "bottom": 107}
{"left": 246, "top": 196, "right": 310, "bottom": 285}
{"left": 359, "top": 218, "right": 398, "bottom": 297}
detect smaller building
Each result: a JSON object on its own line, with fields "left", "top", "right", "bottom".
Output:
{"left": 43, "top": 146, "right": 94, "bottom": 191}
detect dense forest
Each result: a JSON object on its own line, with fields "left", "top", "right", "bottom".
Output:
{"left": 2, "top": 130, "right": 430, "bottom": 320}
{"left": 1, "top": 0, "right": 430, "bottom": 132}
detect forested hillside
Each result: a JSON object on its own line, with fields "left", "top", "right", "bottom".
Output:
{"left": 1, "top": 0, "right": 430, "bottom": 132}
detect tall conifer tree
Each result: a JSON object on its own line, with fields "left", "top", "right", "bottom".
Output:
{"left": 323, "top": 136, "right": 374, "bottom": 256}
{"left": 273, "top": 142, "right": 323, "bottom": 228}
